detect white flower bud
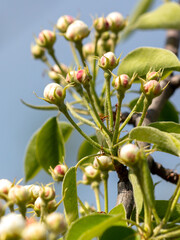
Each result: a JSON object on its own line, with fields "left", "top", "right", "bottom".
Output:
{"left": 22, "top": 222, "right": 48, "bottom": 240}
{"left": 106, "top": 12, "right": 125, "bottom": 32}
{"left": 99, "top": 52, "right": 119, "bottom": 70}
{"left": 43, "top": 83, "right": 66, "bottom": 105}
{"left": 46, "top": 212, "right": 67, "bottom": 234}
{"left": 0, "top": 179, "right": 12, "bottom": 195}
{"left": 57, "top": 15, "right": 74, "bottom": 33}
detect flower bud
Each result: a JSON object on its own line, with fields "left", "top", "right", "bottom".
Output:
{"left": 49, "top": 164, "right": 68, "bottom": 182}
{"left": 39, "top": 186, "right": 55, "bottom": 202}
{"left": 48, "top": 64, "right": 68, "bottom": 81}
{"left": 0, "top": 213, "right": 25, "bottom": 239}
{"left": 65, "top": 20, "right": 90, "bottom": 42}
{"left": 46, "top": 212, "right": 67, "bottom": 235}
{"left": 56, "top": 15, "right": 74, "bottom": 33}
{"left": 141, "top": 80, "right": 162, "bottom": 100}
{"left": 106, "top": 12, "right": 126, "bottom": 32}
{"left": 83, "top": 42, "right": 95, "bottom": 58}
{"left": 22, "top": 222, "right": 48, "bottom": 240}
{"left": 65, "top": 70, "right": 77, "bottom": 84}
{"left": 146, "top": 71, "right": 161, "bottom": 81}
{"left": 98, "top": 52, "right": 119, "bottom": 70}
{"left": 47, "top": 199, "right": 58, "bottom": 213}
{"left": 8, "top": 185, "right": 31, "bottom": 205}
{"left": 112, "top": 74, "right": 131, "bottom": 92}
{"left": 25, "top": 185, "right": 42, "bottom": 203}
{"left": 31, "top": 44, "right": 45, "bottom": 59}
{"left": 34, "top": 197, "right": 43, "bottom": 215}
{"left": 93, "top": 17, "right": 109, "bottom": 33}
{"left": 43, "top": 83, "right": 66, "bottom": 105}
{"left": 36, "top": 30, "right": 56, "bottom": 48}
{"left": 0, "top": 179, "right": 12, "bottom": 195}
{"left": 93, "top": 153, "right": 114, "bottom": 171}
{"left": 76, "top": 68, "right": 92, "bottom": 87}
{"left": 118, "top": 144, "right": 142, "bottom": 166}
{"left": 79, "top": 201, "right": 96, "bottom": 216}
{"left": 83, "top": 166, "right": 101, "bottom": 185}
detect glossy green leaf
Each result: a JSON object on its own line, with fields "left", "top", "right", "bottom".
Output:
{"left": 77, "top": 135, "right": 98, "bottom": 165}
{"left": 135, "top": 2, "right": 180, "bottom": 30}
{"left": 109, "top": 204, "right": 126, "bottom": 217}
{"left": 129, "top": 99, "right": 179, "bottom": 123}
{"left": 65, "top": 213, "right": 126, "bottom": 240}
{"left": 129, "top": 126, "right": 180, "bottom": 156}
{"left": 100, "top": 226, "right": 140, "bottom": 240}
{"left": 118, "top": 47, "right": 180, "bottom": 79}
{"left": 129, "top": 170, "right": 143, "bottom": 215}
{"left": 149, "top": 122, "right": 180, "bottom": 134}
{"left": 36, "top": 117, "right": 65, "bottom": 172}
{"left": 24, "top": 131, "right": 41, "bottom": 182}
{"left": 58, "top": 121, "right": 74, "bottom": 142}
{"left": 62, "top": 167, "right": 78, "bottom": 225}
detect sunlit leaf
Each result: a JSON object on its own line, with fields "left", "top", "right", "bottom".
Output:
{"left": 65, "top": 213, "right": 126, "bottom": 240}
{"left": 36, "top": 117, "right": 65, "bottom": 172}
{"left": 109, "top": 204, "right": 126, "bottom": 217}
{"left": 58, "top": 121, "right": 74, "bottom": 142}
{"left": 135, "top": 2, "right": 180, "bottom": 30}
{"left": 149, "top": 122, "right": 180, "bottom": 134}
{"left": 62, "top": 167, "right": 78, "bottom": 225}
{"left": 118, "top": 47, "right": 180, "bottom": 79}
{"left": 129, "top": 126, "right": 180, "bottom": 156}
{"left": 24, "top": 131, "right": 41, "bottom": 182}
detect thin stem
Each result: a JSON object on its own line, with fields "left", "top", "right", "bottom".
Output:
{"left": 91, "top": 182, "right": 101, "bottom": 212}
{"left": 85, "top": 86, "right": 112, "bottom": 139}
{"left": 118, "top": 93, "right": 145, "bottom": 133}
{"left": 112, "top": 92, "right": 124, "bottom": 144}
{"left": 48, "top": 48, "right": 66, "bottom": 77}
{"left": 69, "top": 42, "right": 81, "bottom": 67}
{"left": 93, "top": 33, "right": 100, "bottom": 83}
{"left": 60, "top": 105, "right": 111, "bottom": 154}
{"left": 75, "top": 41, "right": 86, "bottom": 67}
{"left": 102, "top": 172, "right": 109, "bottom": 213}
{"left": 104, "top": 72, "right": 114, "bottom": 131}
{"left": 137, "top": 97, "right": 150, "bottom": 126}
{"left": 42, "top": 56, "right": 52, "bottom": 68}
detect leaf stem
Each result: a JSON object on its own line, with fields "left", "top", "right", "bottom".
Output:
{"left": 91, "top": 182, "right": 101, "bottom": 212}
{"left": 102, "top": 172, "right": 109, "bottom": 213}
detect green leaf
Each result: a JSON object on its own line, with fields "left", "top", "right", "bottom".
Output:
{"left": 62, "top": 167, "right": 79, "bottom": 225}
{"left": 149, "top": 122, "right": 180, "bottom": 134}
{"left": 134, "top": 2, "right": 180, "bottom": 30}
{"left": 129, "top": 126, "right": 180, "bottom": 156}
{"left": 36, "top": 117, "right": 65, "bottom": 172}
{"left": 129, "top": 99, "right": 179, "bottom": 123}
{"left": 118, "top": 47, "right": 180, "bottom": 79}
{"left": 58, "top": 121, "right": 74, "bottom": 142}
{"left": 24, "top": 131, "right": 41, "bottom": 182}
{"left": 65, "top": 213, "right": 126, "bottom": 240}
{"left": 77, "top": 135, "right": 98, "bottom": 165}
{"left": 109, "top": 204, "right": 126, "bottom": 217}
{"left": 129, "top": 170, "right": 143, "bottom": 215}
{"left": 100, "top": 226, "right": 140, "bottom": 240}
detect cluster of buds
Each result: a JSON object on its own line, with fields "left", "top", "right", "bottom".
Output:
{"left": 48, "top": 64, "right": 68, "bottom": 82}
{"left": 49, "top": 164, "right": 68, "bottom": 182}
{"left": 36, "top": 30, "right": 56, "bottom": 49}
{"left": 93, "top": 152, "right": 114, "bottom": 172}
{"left": 43, "top": 83, "right": 66, "bottom": 106}
{"left": 118, "top": 144, "right": 145, "bottom": 167}
{"left": 82, "top": 166, "right": 101, "bottom": 185}
{"left": 98, "top": 52, "right": 119, "bottom": 71}
{"left": 25, "top": 184, "right": 42, "bottom": 204}
{"left": 56, "top": 15, "right": 74, "bottom": 33}
{"left": 34, "top": 197, "right": 58, "bottom": 216}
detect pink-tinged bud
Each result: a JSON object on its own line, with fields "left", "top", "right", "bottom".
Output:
{"left": 0, "top": 213, "right": 25, "bottom": 239}
{"left": 106, "top": 12, "right": 125, "bottom": 32}
{"left": 34, "top": 197, "right": 43, "bottom": 215}
{"left": 56, "top": 15, "right": 74, "bottom": 33}
{"left": 83, "top": 42, "right": 95, "bottom": 58}
{"left": 0, "top": 179, "right": 12, "bottom": 195}
{"left": 79, "top": 201, "right": 96, "bottom": 216}
{"left": 22, "top": 222, "right": 48, "bottom": 240}
{"left": 146, "top": 71, "right": 161, "bottom": 81}
{"left": 47, "top": 199, "right": 58, "bottom": 213}
{"left": 43, "top": 83, "right": 66, "bottom": 105}
{"left": 76, "top": 68, "right": 92, "bottom": 87}
{"left": 65, "top": 20, "right": 90, "bottom": 42}
{"left": 49, "top": 164, "right": 68, "bottom": 182}
{"left": 93, "top": 17, "right": 109, "bottom": 33}
{"left": 65, "top": 70, "right": 77, "bottom": 84}
{"left": 141, "top": 80, "right": 162, "bottom": 100}
{"left": 112, "top": 74, "right": 131, "bottom": 92}
{"left": 39, "top": 186, "right": 55, "bottom": 202}
{"left": 25, "top": 185, "right": 42, "bottom": 203}
{"left": 31, "top": 44, "right": 45, "bottom": 59}
{"left": 36, "top": 30, "right": 56, "bottom": 48}
{"left": 46, "top": 212, "right": 67, "bottom": 235}
{"left": 48, "top": 64, "right": 68, "bottom": 81}
{"left": 93, "top": 153, "right": 114, "bottom": 171}
{"left": 118, "top": 144, "right": 143, "bottom": 166}
{"left": 8, "top": 185, "right": 31, "bottom": 205}
{"left": 83, "top": 166, "right": 101, "bottom": 185}
{"left": 99, "top": 52, "right": 119, "bottom": 70}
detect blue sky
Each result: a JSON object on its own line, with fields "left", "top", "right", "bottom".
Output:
{"left": 1, "top": 0, "right": 179, "bottom": 210}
